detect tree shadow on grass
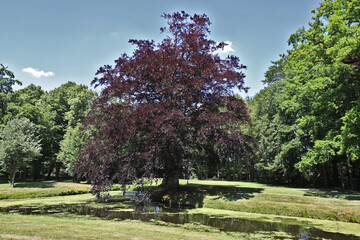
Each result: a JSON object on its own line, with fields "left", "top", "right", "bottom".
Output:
{"left": 151, "top": 184, "right": 264, "bottom": 208}
{"left": 304, "top": 189, "right": 360, "bottom": 200}
{"left": 14, "top": 181, "right": 55, "bottom": 188}
{"left": 210, "top": 186, "right": 264, "bottom": 201}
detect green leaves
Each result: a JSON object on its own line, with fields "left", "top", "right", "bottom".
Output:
{"left": 57, "top": 124, "right": 85, "bottom": 176}
{"left": 339, "top": 100, "right": 360, "bottom": 162}
{"left": 250, "top": 0, "right": 360, "bottom": 188}
{"left": 0, "top": 64, "right": 22, "bottom": 94}
{"left": 0, "top": 79, "right": 96, "bottom": 180}
{"left": 0, "top": 118, "right": 41, "bottom": 186}
{"left": 284, "top": 0, "right": 360, "bottom": 173}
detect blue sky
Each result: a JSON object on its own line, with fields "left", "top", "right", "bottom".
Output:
{"left": 1, "top": 0, "right": 320, "bottom": 97}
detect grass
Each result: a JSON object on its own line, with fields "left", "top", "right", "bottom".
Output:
{"left": 0, "top": 214, "right": 249, "bottom": 240}
{"left": 0, "top": 179, "right": 360, "bottom": 239}
{"left": 173, "top": 179, "right": 360, "bottom": 223}
{"left": 0, "top": 180, "right": 91, "bottom": 199}
{"left": 187, "top": 208, "right": 360, "bottom": 237}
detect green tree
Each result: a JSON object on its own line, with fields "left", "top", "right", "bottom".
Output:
{"left": 248, "top": 54, "right": 304, "bottom": 184}
{"left": 43, "top": 82, "right": 95, "bottom": 178}
{"left": 338, "top": 99, "right": 360, "bottom": 188}
{"left": 57, "top": 85, "right": 95, "bottom": 177}
{"left": 0, "top": 64, "right": 22, "bottom": 119}
{"left": 0, "top": 64, "right": 21, "bottom": 94}
{"left": 57, "top": 124, "right": 85, "bottom": 177}
{"left": 285, "top": 0, "right": 360, "bottom": 188}
{"left": 0, "top": 118, "right": 41, "bottom": 187}
{"left": 1, "top": 82, "right": 95, "bottom": 180}
{"left": 246, "top": 0, "right": 359, "bottom": 188}
{"left": 2, "top": 84, "right": 55, "bottom": 179}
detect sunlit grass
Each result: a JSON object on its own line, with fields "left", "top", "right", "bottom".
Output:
{"left": 0, "top": 214, "right": 244, "bottom": 240}
{"left": 1, "top": 178, "right": 359, "bottom": 224}
{"left": 177, "top": 179, "right": 360, "bottom": 223}
{"left": 0, "top": 180, "right": 91, "bottom": 199}
{"left": 0, "top": 179, "right": 359, "bottom": 238}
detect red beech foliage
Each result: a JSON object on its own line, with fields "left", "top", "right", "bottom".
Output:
{"left": 76, "top": 12, "right": 250, "bottom": 199}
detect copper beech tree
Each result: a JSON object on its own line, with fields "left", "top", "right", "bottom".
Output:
{"left": 76, "top": 12, "right": 250, "bottom": 198}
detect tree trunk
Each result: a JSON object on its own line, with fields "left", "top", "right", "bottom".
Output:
{"left": 55, "top": 163, "right": 60, "bottom": 180}
{"left": 47, "top": 163, "right": 54, "bottom": 179}
{"left": 349, "top": 164, "right": 354, "bottom": 190}
{"left": 346, "top": 156, "right": 354, "bottom": 190}
{"left": 10, "top": 171, "right": 16, "bottom": 188}
{"left": 322, "top": 164, "right": 328, "bottom": 187}
{"left": 161, "top": 172, "right": 179, "bottom": 190}
{"left": 339, "top": 165, "right": 345, "bottom": 190}
{"left": 4, "top": 172, "right": 9, "bottom": 183}
{"left": 73, "top": 174, "right": 79, "bottom": 183}
{"left": 32, "top": 159, "right": 42, "bottom": 180}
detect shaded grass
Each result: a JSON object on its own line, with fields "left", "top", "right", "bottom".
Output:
{"left": 304, "top": 188, "right": 360, "bottom": 200}
{"left": 152, "top": 184, "right": 263, "bottom": 209}
{"left": 14, "top": 181, "right": 55, "bottom": 188}
{"left": 0, "top": 181, "right": 91, "bottom": 199}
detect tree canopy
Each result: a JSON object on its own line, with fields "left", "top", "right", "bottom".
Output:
{"left": 76, "top": 11, "right": 250, "bottom": 198}
{"left": 0, "top": 65, "right": 22, "bottom": 119}
{"left": 0, "top": 79, "right": 95, "bottom": 182}
{"left": 249, "top": 0, "right": 360, "bottom": 189}
{"left": 0, "top": 118, "right": 41, "bottom": 187}
{"left": 0, "top": 64, "right": 22, "bottom": 94}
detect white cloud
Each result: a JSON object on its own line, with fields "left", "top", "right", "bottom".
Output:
{"left": 22, "top": 67, "right": 55, "bottom": 78}
{"left": 212, "top": 41, "right": 235, "bottom": 55}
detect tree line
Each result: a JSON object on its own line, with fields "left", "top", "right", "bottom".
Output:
{"left": 0, "top": 64, "right": 96, "bottom": 186}
{"left": 247, "top": 0, "right": 360, "bottom": 189}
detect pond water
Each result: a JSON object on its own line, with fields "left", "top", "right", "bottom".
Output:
{"left": 2, "top": 203, "right": 359, "bottom": 240}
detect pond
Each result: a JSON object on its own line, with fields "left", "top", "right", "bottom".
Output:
{"left": 2, "top": 202, "right": 359, "bottom": 240}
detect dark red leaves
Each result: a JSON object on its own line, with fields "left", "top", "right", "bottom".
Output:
{"left": 76, "top": 12, "right": 250, "bottom": 195}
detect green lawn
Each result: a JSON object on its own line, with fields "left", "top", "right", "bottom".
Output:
{"left": 0, "top": 179, "right": 359, "bottom": 239}
{"left": 0, "top": 214, "right": 248, "bottom": 240}
{"left": 0, "top": 180, "right": 91, "bottom": 199}
{"left": 176, "top": 179, "right": 360, "bottom": 223}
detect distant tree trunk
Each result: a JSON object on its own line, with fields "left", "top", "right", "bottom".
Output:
{"left": 349, "top": 163, "right": 354, "bottom": 190}
{"left": 47, "top": 162, "right": 54, "bottom": 179}
{"left": 55, "top": 162, "right": 61, "bottom": 180}
{"left": 73, "top": 174, "right": 79, "bottom": 183}
{"left": 332, "top": 157, "right": 339, "bottom": 188}
{"left": 346, "top": 155, "right": 354, "bottom": 190}
{"left": 10, "top": 171, "right": 16, "bottom": 188}
{"left": 32, "top": 159, "right": 42, "bottom": 180}
{"left": 322, "top": 164, "right": 328, "bottom": 187}
{"left": 3, "top": 172, "right": 9, "bottom": 182}
{"left": 339, "top": 163, "right": 345, "bottom": 190}
{"left": 19, "top": 171, "right": 24, "bottom": 180}
{"left": 245, "top": 151, "right": 255, "bottom": 182}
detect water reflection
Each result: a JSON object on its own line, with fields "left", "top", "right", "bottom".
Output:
{"left": 2, "top": 204, "right": 359, "bottom": 240}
